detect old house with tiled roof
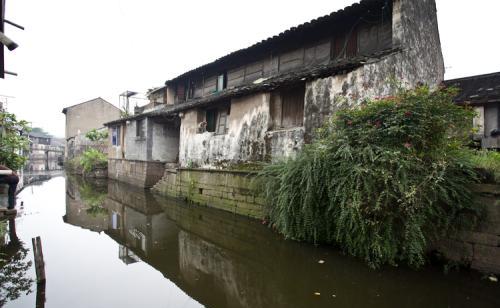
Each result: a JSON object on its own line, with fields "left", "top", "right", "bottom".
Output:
{"left": 105, "top": 0, "right": 445, "bottom": 215}
{"left": 445, "top": 72, "right": 500, "bottom": 149}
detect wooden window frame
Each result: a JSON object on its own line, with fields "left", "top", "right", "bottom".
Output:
{"left": 199, "top": 103, "right": 230, "bottom": 135}
{"left": 271, "top": 85, "right": 305, "bottom": 130}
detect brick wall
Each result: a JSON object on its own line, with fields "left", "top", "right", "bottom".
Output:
{"left": 153, "top": 168, "right": 265, "bottom": 219}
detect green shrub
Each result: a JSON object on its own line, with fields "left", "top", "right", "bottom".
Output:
{"left": 467, "top": 150, "right": 500, "bottom": 181}
{"left": 0, "top": 111, "right": 30, "bottom": 170}
{"left": 85, "top": 129, "right": 108, "bottom": 142}
{"left": 257, "top": 86, "right": 481, "bottom": 269}
{"left": 80, "top": 148, "right": 107, "bottom": 173}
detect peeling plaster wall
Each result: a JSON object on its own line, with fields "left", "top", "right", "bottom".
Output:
{"left": 179, "top": 93, "right": 270, "bottom": 167}
{"left": 304, "top": 0, "right": 444, "bottom": 138}
{"left": 265, "top": 127, "right": 305, "bottom": 161}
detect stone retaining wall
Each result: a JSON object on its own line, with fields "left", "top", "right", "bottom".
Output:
{"left": 434, "top": 184, "right": 500, "bottom": 274}
{"left": 153, "top": 168, "right": 500, "bottom": 273}
{"left": 108, "top": 158, "right": 165, "bottom": 188}
{"left": 152, "top": 168, "right": 265, "bottom": 219}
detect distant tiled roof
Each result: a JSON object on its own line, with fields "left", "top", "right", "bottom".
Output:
{"left": 105, "top": 47, "right": 399, "bottom": 126}
{"left": 165, "top": 0, "right": 388, "bottom": 84}
{"left": 29, "top": 131, "right": 51, "bottom": 139}
{"left": 444, "top": 72, "right": 500, "bottom": 105}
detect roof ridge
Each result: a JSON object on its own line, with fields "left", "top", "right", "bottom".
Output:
{"left": 62, "top": 97, "right": 120, "bottom": 114}
{"left": 445, "top": 71, "right": 500, "bottom": 83}
{"left": 164, "top": 0, "right": 381, "bottom": 84}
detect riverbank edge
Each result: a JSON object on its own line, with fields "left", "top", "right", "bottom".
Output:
{"left": 151, "top": 167, "right": 500, "bottom": 274}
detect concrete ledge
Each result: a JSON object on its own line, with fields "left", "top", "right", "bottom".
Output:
{"left": 108, "top": 159, "right": 165, "bottom": 188}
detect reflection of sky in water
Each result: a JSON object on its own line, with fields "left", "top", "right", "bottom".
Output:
{"left": 5, "top": 177, "right": 202, "bottom": 308}
{"left": 3, "top": 175, "right": 500, "bottom": 308}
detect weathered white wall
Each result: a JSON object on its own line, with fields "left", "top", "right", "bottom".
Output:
{"left": 110, "top": 119, "right": 179, "bottom": 163}
{"left": 179, "top": 93, "right": 270, "bottom": 168}
{"left": 124, "top": 119, "right": 150, "bottom": 161}
{"left": 303, "top": 0, "right": 445, "bottom": 139}
{"left": 151, "top": 120, "right": 180, "bottom": 162}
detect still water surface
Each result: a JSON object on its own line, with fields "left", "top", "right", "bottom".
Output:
{"left": 1, "top": 175, "right": 499, "bottom": 307}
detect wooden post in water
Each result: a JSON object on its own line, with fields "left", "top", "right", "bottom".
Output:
{"left": 36, "top": 281, "right": 46, "bottom": 308}
{"left": 32, "top": 236, "right": 46, "bottom": 307}
{"left": 31, "top": 236, "right": 46, "bottom": 283}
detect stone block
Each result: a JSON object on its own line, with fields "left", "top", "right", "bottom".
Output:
{"left": 233, "top": 193, "right": 247, "bottom": 202}
{"left": 477, "top": 199, "right": 500, "bottom": 234}
{"left": 471, "top": 184, "right": 500, "bottom": 195}
{"left": 471, "top": 245, "right": 500, "bottom": 273}
{"left": 435, "top": 239, "right": 473, "bottom": 263}
{"left": 454, "top": 231, "right": 500, "bottom": 247}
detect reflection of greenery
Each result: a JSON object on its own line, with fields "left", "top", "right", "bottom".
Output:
{"left": 79, "top": 180, "right": 108, "bottom": 217}
{"left": 0, "top": 229, "right": 34, "bottom": 306}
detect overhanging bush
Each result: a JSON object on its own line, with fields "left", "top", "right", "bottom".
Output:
{"left": 80, "top": 148, "right": 107, "bottom": 173}
{"left": 258, "top": 86, "right": 481, "bottom": 269}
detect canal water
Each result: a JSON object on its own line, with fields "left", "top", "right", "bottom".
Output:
{"left": 1, "top": 174, "right": 499, "bottom": 307}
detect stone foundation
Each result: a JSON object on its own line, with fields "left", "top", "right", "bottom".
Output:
{"left": 154, "top": 168, "right": 500, "bottom": 273}
{"left": 434, "top": 184, "right": 500, "bottom": 274}
{"left": 152, "top": 168, "right": 265, "bottom": 219}
{"left": 108, "top": 158, "right": 165, "bottom": 188}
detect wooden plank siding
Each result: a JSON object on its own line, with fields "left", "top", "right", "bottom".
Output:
{"left": 270, "top": 85, "right": 306, "bottom": 129}
{"left": 171, "top": 17, "right": 391, "bottom": 103}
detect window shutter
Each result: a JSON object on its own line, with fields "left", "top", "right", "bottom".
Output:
{"left": 216, "top": 110, "right": 228, "bottom": 134}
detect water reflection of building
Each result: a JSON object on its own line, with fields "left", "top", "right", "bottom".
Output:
{"left": 26, "top": 132, "right": 64, "bottom": 172}
{"left": 63, "top": 177, "right": 500, "bottom": 308}
{"left": 63, "top": 176, "right": 108, "bottom": 233}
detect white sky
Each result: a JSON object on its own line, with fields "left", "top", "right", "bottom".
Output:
{"left": 1, "top": 0, "right": 499, "bottom": 137}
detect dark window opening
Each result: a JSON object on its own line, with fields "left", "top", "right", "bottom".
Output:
{"left": 199, "top": 104, "right": 230, "bottom": 134}
{"left": 206, "top": 109, "right": 217, "bottom": 132}
{"left": 187, "top": 80, "right": 195, "bottom": 99}
{"left": 176, "top": 83, "right": 186, "bottom": 102}
{"left": 136, "top": 119, "right": 145, "bottom": 138}
{"left": 216, "top": 72, "right": 227, "bottom": 92}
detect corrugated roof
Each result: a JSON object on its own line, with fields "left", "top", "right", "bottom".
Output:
{"left": 165, "top": 0, "right": 386, "bottom": 84}
{"left": 445, "top": 71, "right": 500, "bottom": 105}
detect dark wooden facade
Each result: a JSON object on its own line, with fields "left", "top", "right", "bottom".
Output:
{"left": 167, "top": 0, "right": 393, "bottom": 105}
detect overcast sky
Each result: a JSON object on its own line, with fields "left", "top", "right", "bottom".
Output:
{"left": 1, "top": 0, "right": 499, "bottom": 137}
